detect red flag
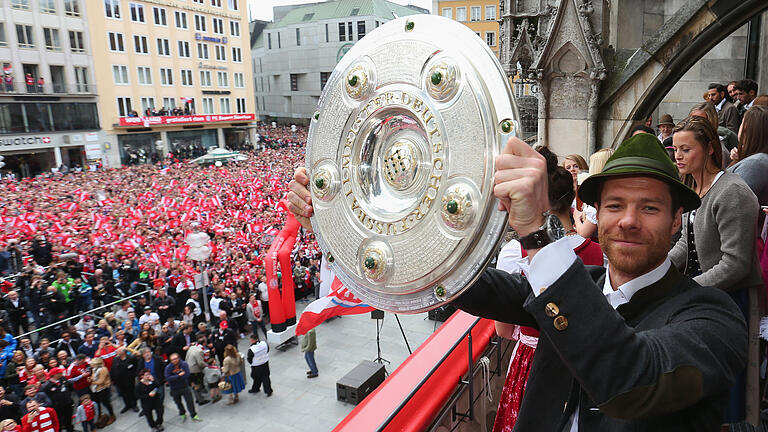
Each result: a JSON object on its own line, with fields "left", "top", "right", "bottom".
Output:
{"left": 295, "top": 277, "right": 374, "bottom": 336}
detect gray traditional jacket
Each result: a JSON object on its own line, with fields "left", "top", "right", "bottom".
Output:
{"left": 455, "top": 262, "right": 747, "bottom": 431}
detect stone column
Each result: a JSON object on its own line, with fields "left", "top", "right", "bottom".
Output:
{"left": 217, "top": 128, "right": 225, "bottom": 149}
{"left": 53, "top": 146, "right": 63, "bottom": 167}
{"left": 159, "top": 130, "right": 170, "bottom": 156}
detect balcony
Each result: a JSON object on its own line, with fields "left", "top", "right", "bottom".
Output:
{"left": 0, "top": 81, "right": 97, "bottom": 95}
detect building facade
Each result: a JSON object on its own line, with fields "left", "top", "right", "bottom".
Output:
{"left": 432, "top": 0, "right": 500, "bottom": 57}
{"left": 0, "top": 0, "right": 109, "bottom": 177}
{"left": 85, "top": 0, "right": 255, "bottom": 165}
{"left": 251, "top": 0, "right": 425, "bottom": 123}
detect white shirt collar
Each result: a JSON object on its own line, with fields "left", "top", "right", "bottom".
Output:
{"left": 716, "top": 98, "right": 726, "bottom": 111}
{"left": 745, "top": 99, "right": 754, "bottom": 110}
{"left": 602, "top": 258, "right": 671, "bottom": 309}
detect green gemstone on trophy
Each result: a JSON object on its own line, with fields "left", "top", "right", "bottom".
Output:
{"left": 434, "top": 285, "right": 446, "bottom": 298}
{"left": 405, "top": 21, "right": 414, "bottom": 31}
{"left": 348, "top": 75, "right": 358, "bottom": 87}
{"left": 314, "top": 177, "right": 325, "bottom": 189}
{"left": 327, "top": 254, "right": 334, "bottom": 263}
{"left": 364, "top": 256, "right": 376, "bottom": 270}
{"left": 501, "top": 120, "right": 512, "bottom": 133}
{"left": 431, "top": 71, "right": 442, "bottom": 86}
{"left": 313, "top": 112, "right": 319, "bottom": 120}
{"left": 446, "top": 199, "right": 458, "bottom": 214}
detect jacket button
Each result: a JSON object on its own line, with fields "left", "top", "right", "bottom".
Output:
{"left": 545, "top": 302, "right": 559, "bottom": 317}
{"left": 553, "top": 315, "right": 568, "bottom": 331}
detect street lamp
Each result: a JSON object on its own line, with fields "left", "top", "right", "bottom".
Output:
{"left": 185, "top": 231, "right": 212, "bottom": 323}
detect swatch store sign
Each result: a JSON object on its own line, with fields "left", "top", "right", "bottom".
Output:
{"left": 0, "top": 135, "right": 53, "bottom": 150}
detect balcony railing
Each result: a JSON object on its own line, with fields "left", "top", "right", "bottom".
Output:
{"left": 0, "top": 80, "right": 97, "bottom": 95}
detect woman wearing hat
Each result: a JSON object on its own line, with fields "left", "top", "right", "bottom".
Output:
{"left": 669, "top": 116, "right": 762, "bottom": 426}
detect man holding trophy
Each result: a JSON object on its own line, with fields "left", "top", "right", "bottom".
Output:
{"left": 288, "top": 133, "right": 746, "bottom": 430}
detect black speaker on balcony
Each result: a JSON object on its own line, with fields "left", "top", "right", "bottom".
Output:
{"left": 336, "top": 360, "right": 386, "bottom": 405}
{"left": 370, "top": 309, "right": 384, "bottom": 320}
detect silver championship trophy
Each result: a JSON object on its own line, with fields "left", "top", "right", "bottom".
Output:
{"left": 306, "top": 15, "right": 521, "bottom": 313}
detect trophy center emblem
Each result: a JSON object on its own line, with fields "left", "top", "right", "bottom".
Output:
{"left": 382, "top": 140, "right": 418, "bottom": 191}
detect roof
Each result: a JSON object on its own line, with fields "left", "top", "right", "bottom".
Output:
{"left": 267, "top": 0, "right": 424, "bottom": 29}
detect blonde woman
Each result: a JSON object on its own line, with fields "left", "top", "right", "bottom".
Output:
{"left": 574, "top": 148, "right": 615, "bottom": 239}
{"left": 88, "top": 357, "right": 115, "bottom": 424}
{"left": 562, "top": 154, "right": 588, "bottom": 188}
{"left": 221, "top": 344, "right": 245, "bottom": 404}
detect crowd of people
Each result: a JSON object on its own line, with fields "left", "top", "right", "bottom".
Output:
{"left": 0, "top": 124, "right": 318, "bottom": 431}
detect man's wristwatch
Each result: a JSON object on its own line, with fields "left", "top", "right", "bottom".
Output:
{"left": 518, "top": 212, "right": 565, "bottom": 250}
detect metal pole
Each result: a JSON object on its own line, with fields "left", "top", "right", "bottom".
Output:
{"left": 467, "top": 332, "right": 474, "bottom": 421}
{"left": 197, "top": 261, "right": 211, "bottom": 324}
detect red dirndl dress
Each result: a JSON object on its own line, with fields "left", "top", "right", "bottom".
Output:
{"left": 493, "top": 237, "right": 603, "bottom": 431}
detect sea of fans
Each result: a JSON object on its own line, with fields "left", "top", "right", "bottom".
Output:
{"left": 0, "top": 123, "right": 321, "bottom": 432}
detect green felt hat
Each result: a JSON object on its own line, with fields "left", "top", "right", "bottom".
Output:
{"left": 578, "top": 133, "right": 701, "bottom": 212}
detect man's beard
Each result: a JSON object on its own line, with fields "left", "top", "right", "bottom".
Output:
{"left": 599, "top": 227, "right": 670, "bottom": 280}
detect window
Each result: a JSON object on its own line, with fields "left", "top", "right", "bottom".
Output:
{"left": 74, "top": 67, "right": 88, "bottom": 92}
{"left": 485, "top": 5, "right": 496, "bottom": 20}
{"left": 64, "top": 0, "right": 80, "bottom": 16}
{"left": 134, "top": 35, "right": 148, "bottom": 53}
{"left": 456, "top": 7, "right": 466, "bottom": 22}
{"left": 117, "top": 97, "right": 132, "bottom": 117}
{"left": 199, "top": 70, "right": 211, "bottom": 87}
{"left": 11, "top": 0, "right": 30, "bottom": 10}
{"left": 153, "top": 7, "right": 167, "bottom": 26}
{"left": 215, "top": 45, "right": 226, "bottom": 61}
{"left": 130, "top": 3, "right": 144, "bottom": 22}
{"left": 180, "top": 69, "right": 193, "bottom": 86}
{"left": 290, "top": 74, "right": 298, "bottom": 91}
{"left": 320, "top": 72, "right": 330, "bottom": 90}
{"left": 16, "top": 25, "right": 34, "bottom": 49}
{"left": 267, "top": 33, "right": 272, "bottom": 49}
{"left": 175, "top": 11, "right": 187, "bottom": 29}
{"left": 201, "top": 97, "right": 213, "bottom": 114}
{"left": 325, "top": 23, "right": 328, "bottom": 42}
{"left": 277, "top": 31, "right": 281, "bottom": 48}
{"left": 105, "top": 0, "right": 120, "bottom": 18}
{"left": 113, "top": 65, "right": 129, "bottom": 84}
{"left": 140, "top": 97, "right": 155, "bottom": 113}
{"left": 236, "top": 98, "right": 246, "bottom": 114}
{"left": 156, "top": 38, "right": 170, "bottom": 56}
{"left": 43, "top": 28, "right": 61, "bottom": 51}
{"left": 227, "top": 0, "right": 237, "bottom": 11}
{"left": 162, "top": 97, "right": 175, "bottom": 110}
{"left": 357, "top": 21, "right": 366, "bottom": 39}
{"left": 178, "top": 41, "right": 190, "bottom": 57}
{"left": 108, "top": 32, "right": 125, "bottom": 52}
{"left": 137, "top": 66, "right": 152, "bottom": 85}
{"left": 230, "top": 21, "right": 240, "bottom": 37}
{"left": 348, "top": 22, "right": 352, "bottom": 40}
{"left": 194, "top": 15, "right": 206, "bottom": 32}
{"left": 338, "top": 23, "right": 345, "bottom": 41}
{"left": 192, "top": 0, "right": 202, "bottom": 4}
{"left": 219, "top": 98, "right": 230, "bottom": 114}
{"left": 217, "top": 71, "right": 228, "bottom": 87}
{"left": 41, "top": 0, "right": 56, "bottom": 14}
{"left": 210, "top": 0, "right": 220, "bottom": 7}
{"left": 233, "top": 72, "right": 244, "bottom": 88}
{"left": 441, "top": 7, "right": 451, "bottom": 19}
{"left": 485, "top": 31, "right": 495, "bottom": 46}
{"left": 160, "top": 68, "right": 173, "bottom": 85}
{"left": 470, "top": 6, "right": 480, "bottom": 21}
{"left": 0, "top": 24, "right": 6, "bottom": 47}
{"left": 212, "top": 18, "right": 223, "bottom": 34}
{"left": 295, "top": 27, "right": 301, "bottom": 46}
{"left": 197, "top": 43, "right": 208, "bottom": 59}
{"left": 69, "top": 31, "right": 85, "bottom": 53}
{"left": 231, "top": 47, "right": 241, "bottom": 62}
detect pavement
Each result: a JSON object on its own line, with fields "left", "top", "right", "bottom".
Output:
{"left": 106, "top": 302, "right": 442, "bottom": 432}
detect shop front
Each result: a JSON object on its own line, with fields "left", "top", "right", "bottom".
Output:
{"left": 0, "top": 131, "right": 106, "bottom": 177}
{"left": 1, "top": 149, "right": 55, "bottom": 178}
{"left": 118, "top": 133, "right": 161, "bottom": 166}
{"left": 168, "top": 129, "right": 217, "bottom": 159}
{"left": 223, "top": 127, "right": 253, "bottom": 151}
